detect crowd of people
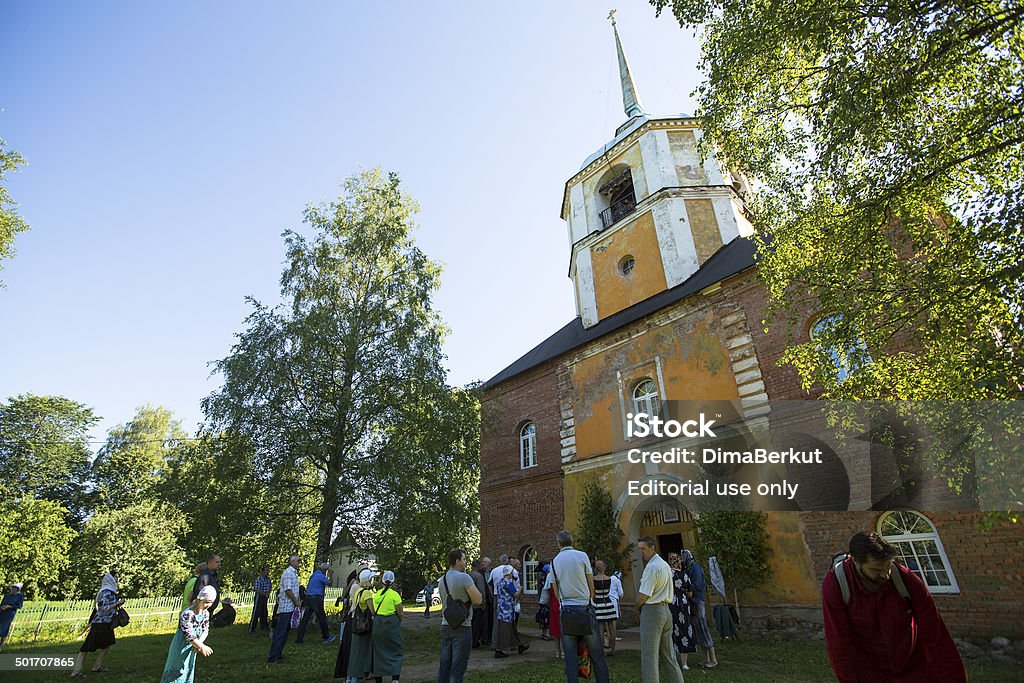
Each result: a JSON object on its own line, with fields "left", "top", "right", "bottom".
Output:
{"left": 0, "top": 527, "right": 970, "bottom": 682}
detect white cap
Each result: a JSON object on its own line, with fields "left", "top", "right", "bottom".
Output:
{"left": 358, "top": 569, "right": 374, "bottom": 584}
{"left": 12, "top": 582, "right": 23, "bottom": 590}
{"left": 382, "top": 571, "right": 395, "bottom": 583}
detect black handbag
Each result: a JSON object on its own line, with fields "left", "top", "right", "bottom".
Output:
{"left": 352, "top": 589, "right": 373, "bottom": 635}
{"left": 441, "top": 575, "right": 469, "bottom": 628}
{"left": 114, "top": 606, "right": 130, "bottom": 628}
{"left": 550, "top": 563, "right": 593, "bottom": 636}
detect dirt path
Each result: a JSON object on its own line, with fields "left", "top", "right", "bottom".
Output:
{"left": 398, "top": 620, "right": 640, "bottom": 683}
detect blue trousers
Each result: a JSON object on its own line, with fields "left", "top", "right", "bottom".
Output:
{"left": 268, "top": 608, "right": 291, "bottom": 662}
{"left": 559, "top": 605, "right": 610, "bottom": 683}
{"left": 437, "top": 623, "right": 472, "bottom": 683}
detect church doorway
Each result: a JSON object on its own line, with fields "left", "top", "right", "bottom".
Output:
{"left": 637, "top": 501, "right": 698, "bottom": 557}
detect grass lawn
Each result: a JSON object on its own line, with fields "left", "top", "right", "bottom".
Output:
{"left": 5, "top": 611, "right": 1022, "bottom": 682}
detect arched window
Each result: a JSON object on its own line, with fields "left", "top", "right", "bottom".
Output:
{"left": 878, "top": 510, "right": 959, "bottom": 594}
{"left": 522, "top": 547, "right": 539, "bottom": 595}
{"left": 811, "top": 314, "right": 871, "bottom": 382}
{"left": 632, "top": 379, "right": 660, "bottom": 419}
{"left": 520, "top": 422, "right": 537, "bottom": 469}
{"left": 597, "top": 165, "right": 637, "bottom": 228}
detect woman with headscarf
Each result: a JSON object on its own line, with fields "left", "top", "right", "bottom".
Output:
{"left": 371, "top": 570, "right": 404, "bottom": 682}
{"left": 681, "top": 549, "right": 718, "bottom": 669}
{"left": 160, "top": 585, "right": 216, "bottom": 683}
{"left": 493, "top": 565, "right": 524, "bottom": 658}
{"left": 346, "top": 569, "right": 376, "bottom": 682}
{"left": 70, "top": 571, "right": 125, "bottom": 678}
{"left": 667, "top": 552, "right": 697, "bottom": 670}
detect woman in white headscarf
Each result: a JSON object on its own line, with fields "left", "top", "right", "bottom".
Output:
{"left": 70, "top": 571, "right": 125, "bottom": 678}
{"left": 160, "top": 585, "right": 216, "bottom": 682}
{"left": 346, "top": 569, "right": 376, "bottom": 682}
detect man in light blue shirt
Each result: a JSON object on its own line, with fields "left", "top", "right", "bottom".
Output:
{"left": 296, "top": 562, "right": 335, "bottom": 644}
{"left": 550, "top": 530, "right": 609, "bottom": 683}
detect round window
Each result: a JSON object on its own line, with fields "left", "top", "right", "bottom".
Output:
{"left": 619, "top": 255, "right": 635, "bottom": 275}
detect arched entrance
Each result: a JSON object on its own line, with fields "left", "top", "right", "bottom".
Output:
{"left": 616, "top": 477, "right": 702, "bottom": 596}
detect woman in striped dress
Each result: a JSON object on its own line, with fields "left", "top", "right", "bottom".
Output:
{"left": 592, "top": 560, "right": 618, "bottom": 655}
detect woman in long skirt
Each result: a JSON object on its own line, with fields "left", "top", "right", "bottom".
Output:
{"left": 333, "top": 570, "right": 358, "bottom": 679}
{"left": 493, "top": 566, "right": 523, "bottom": 658}
{"left": 70, "top": 572, "right": 125, "bottom": 678}
{"left": 542, "top": 570, "right": 563, "bottom": 659}
{"left": 667, "top": 553, "right": 698, "bottom": 670}
{"left": 160, "top": 586, "right": 216, "bottom": 683}
{"left": 371, "top": 571, "right": 404, "bottom": 681}
{"left": 347, "top": 569, "right": 376, "bottom": 681}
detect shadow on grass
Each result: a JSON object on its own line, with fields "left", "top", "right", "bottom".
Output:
{"left": 5, "top": 623, "right": 1022, "bottom": 683}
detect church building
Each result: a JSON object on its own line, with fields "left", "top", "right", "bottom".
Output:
{"left": 478, "top": 18, "right": 1024, "bottom": 638}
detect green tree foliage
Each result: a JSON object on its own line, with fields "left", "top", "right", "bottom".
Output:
{"left": 0, "top": 496, "right": 76, "bottom": 599}
{"left": 204, "top": 168, "right": 455, "bottom": 560}
{"left": 366, "top": 384, "right": 482, "bottom": 592}
{"left": 93, "top": 405, "right": 185, "bottom": 509}
{"left": 160, "top": 432, "right": 318, "bottom": 591}
{"left": 0, "top": 394, "right": 97, "bottom": 528}
{"left": 695, "top": 510, "right": 772, "bottom": 598}
{"left": 70, "top": 500, "right": 189, "bottom": 599}
{"left": 0, "top": 138, "right": 28, "bottom": 278}
{"left": 576, "top": 480, "right": 630, "bottom": 570}
{"left": 651, "top": 0, "right": 1024, "bottom": 400}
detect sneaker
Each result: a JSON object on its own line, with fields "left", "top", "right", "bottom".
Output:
{"left": 322, "top": 636, "right": 337, "bottom": 644}
{"left": 518, "top": 643, "right": 530, "bottom": 654}
{"left": 494, "top": 651, "right": 509, "bottom": 659}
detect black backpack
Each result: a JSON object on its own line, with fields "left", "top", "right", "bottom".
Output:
{"left": 830, "top": 552, "right": 913, "bottom": 613}
{"left": 352, "top": 589, "right": 374, "bottom": 635}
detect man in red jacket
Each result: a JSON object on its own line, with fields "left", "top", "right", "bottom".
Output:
{"left": 822, "top": 531, "right": 966, "bottom": 682}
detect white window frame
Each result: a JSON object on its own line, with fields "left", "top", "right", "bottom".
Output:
{"left": 632, "top": 378, "right": 661, "bottom": 420}
{"left": 523, "top": 547, "right": 539, "bottom": 595}
{"left": 878, "top": 509, "right": 960, "bottom": 594}
{"left": 520, "top": 422, "right": 537, "bottom": 470}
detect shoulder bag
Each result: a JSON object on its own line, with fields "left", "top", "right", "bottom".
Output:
{"left": 441, "top": 574, "right": 470, "bottom": 628}
{"left": 550, "top": 561, "right": 593, "bottom": 636}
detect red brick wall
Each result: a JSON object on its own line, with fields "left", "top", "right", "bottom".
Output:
{"left": 799, "top": 511, "right": 1024, "bottom": 639}
{"left": 480, "top": 361, "right": 565, "bottom": 578}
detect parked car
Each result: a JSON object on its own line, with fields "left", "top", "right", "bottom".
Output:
{"left": 415, "top": 586, "right": 441, "bottom": 607}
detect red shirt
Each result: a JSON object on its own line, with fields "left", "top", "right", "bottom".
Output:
{"left": 822, "top": 557, "right": 966, "bottom": 682}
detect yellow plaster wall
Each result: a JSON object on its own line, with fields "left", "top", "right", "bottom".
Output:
{"left": 590, "top": 212, "right": 667, "bottom": 320}
{"left": 739, "top": 513, "right": 820, "bottom": 605}
{"left": 568, "top": 315, "right": 739, "bottom": 461}
{"left": 684, "top": 199, "right": 723, "bottom": 265}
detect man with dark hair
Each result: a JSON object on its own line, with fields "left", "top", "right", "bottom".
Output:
{"left": 192, "top": 554, "right": 222, "bottom": 615}
{"left": 551, "top": 530, "right": 610, "bottom": 683}
{"left": 636, "top": 536, "right": 685, "bottom": 683}
{"left": 823, "top": 531, "right": 966, "bottom": 682}
{"left": 469, "top": 559, "right": 487, "bottom": 648}
{"left": 437, "top": 548, "right": 483, "bottom": 683}
{"left": 249, "top": 566, "right": 272, "bottom": 634}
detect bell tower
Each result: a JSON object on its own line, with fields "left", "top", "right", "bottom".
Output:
{"left": 561, "top": 12, "right": 753, "bottom": 329}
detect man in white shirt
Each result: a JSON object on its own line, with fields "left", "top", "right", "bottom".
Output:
{"left": 636, "top": 537, "right": 685, "bottom": 683}
{"left": 550, "top": 530, "right": 610, "bottom": 683}
{"left": 268, "top": 555, "right": 302, "bottom": 663}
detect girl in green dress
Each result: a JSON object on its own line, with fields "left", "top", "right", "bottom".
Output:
{"left": 161, "top": 585, "right": 216, "bottom": 683}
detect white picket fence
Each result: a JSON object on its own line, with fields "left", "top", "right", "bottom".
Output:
{"left": 6, "top": 588, "right": 346, "bottom": 643}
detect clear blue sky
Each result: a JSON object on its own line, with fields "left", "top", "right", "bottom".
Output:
{"left": 0, "top": 1, "right": 701, "bottom": 445}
